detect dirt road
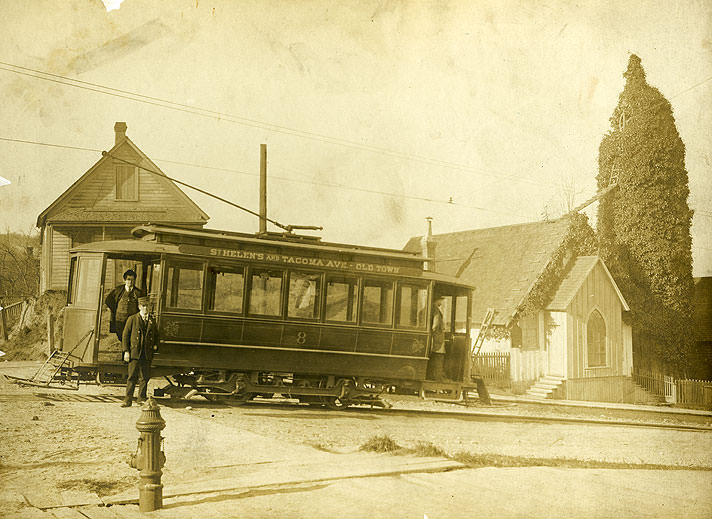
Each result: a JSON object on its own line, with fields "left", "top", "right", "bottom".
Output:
{"left": 1, "top": 364, "right": 711, "bottom": 518}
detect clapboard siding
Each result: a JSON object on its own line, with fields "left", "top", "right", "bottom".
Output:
{"left": 61, "top": 153, "right": 198, "bottom": 213}
{"left": 567, "top": 263, "right": 625, "bottom": 378}
{"left": 50, "top": 228, "right": 72, "bottom": 290}
{"left": 38, "top": 127, "right": 208, "bottom": 293}
{"left": 64, "top": 160, "right": 116, "bottom": 206}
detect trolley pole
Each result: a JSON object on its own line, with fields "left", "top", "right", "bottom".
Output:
{"left": 129, "top": 398, "right": 166, "bottom": 512}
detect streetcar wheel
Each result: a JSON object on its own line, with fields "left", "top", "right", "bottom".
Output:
{"left": 324, "top": 397, "right": 350, "bottom": 410}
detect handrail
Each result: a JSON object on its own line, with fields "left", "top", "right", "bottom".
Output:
{"left": 1, "top": 300, "right": 24, "bottom": 310}
{"left": 1, "top": 300, "right": 24, "bottom": 321}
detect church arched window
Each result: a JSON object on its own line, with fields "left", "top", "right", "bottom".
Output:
{"left": 587, "top": 310, "right": 607, "bottom": 367}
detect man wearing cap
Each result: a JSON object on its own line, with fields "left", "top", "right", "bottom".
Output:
{"left": 121, "top": 296, "right": 158, "bottom": 407}
{"left": 105, "top": 269, "right": 144, "bottom": 342}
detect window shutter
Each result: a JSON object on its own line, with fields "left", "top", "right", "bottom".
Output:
{"left": 116, "top": 165, "right": 137, "bottom": 200}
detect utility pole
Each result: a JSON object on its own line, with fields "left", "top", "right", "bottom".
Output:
{"left": 259, "top": 144, "right": 267, "bottom": 234}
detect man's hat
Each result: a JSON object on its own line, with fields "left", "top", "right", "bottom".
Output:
{"left": 138, "top": 296, "right": 151, "bottom": 306}
{"left": 123, "top": 269, "right": 137, "bottom": 279}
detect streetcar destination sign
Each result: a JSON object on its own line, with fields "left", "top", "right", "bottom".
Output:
{"left": 177, "top": 244, "right": 422, "bottom": 276}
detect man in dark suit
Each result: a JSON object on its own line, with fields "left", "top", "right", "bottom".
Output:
{"left": 121, "top": 296, "right": 158, "bottom": 407}
{"left": 105, "top": 269, "right": 144, "bottom": 342}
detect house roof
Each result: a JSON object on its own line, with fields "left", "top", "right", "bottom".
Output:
{"left": 36, "top": 135, "right": 209, "bottom": 228}
{"left": 403, "top": 218, "right": 572, "bottom": 325}
{"left": 694, "top": 277, "right": 712, "bottom": 342}
{"left": 44, "top": 208, "right": 205, "bottom": 223}
{"left": 546, "top": 256, "right": 630, "bottom": 312}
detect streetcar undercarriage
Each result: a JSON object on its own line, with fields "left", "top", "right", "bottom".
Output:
{"left": 151, "top": 368, "right": 488, "bottom": 408}
{"left": 154, "top": 370, "right": 398, "bottom": 409}
{"left": 5, "top": 360, "right": 489, "bottom": 407}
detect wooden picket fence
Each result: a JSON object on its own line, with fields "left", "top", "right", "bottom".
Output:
{"left": 472, "top": 352, "right": 511, "bottom": 387}
{"left": 676, "top": 379, "right": 712, "bottom": 407}
{"left": 0, "top": 300, "right": 25, "bottom": 341}
{"left": 633, "top": 367, "right": 712, "bottom": 407}
{"left": 633, "top": 368, "right": 666, "bottom": 398}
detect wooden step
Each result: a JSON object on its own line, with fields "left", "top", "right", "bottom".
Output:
{"left": 526, "top": 388, "right": 552, "bottom": 399}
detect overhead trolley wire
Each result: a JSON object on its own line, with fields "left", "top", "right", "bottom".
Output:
{"left": 0, "top": 136, "right": 100, "bottom": 153}
{"left": 0, "top": 135, "right": 535, "bottom": 221}
{"left": 0, "top": 60, "right": 561, "bottom": 189}
{"left": 1, "top": 61, "right": 709, "bottom": 184}
{"left": 269, "top": 162, "right": 533, "bottom": 219}
{"left": 101, "top": 151, "right": 295, "bottom": 232}
{"left": 2, "top": 61, "right": 710, "bottom": 222}
{"left": 4, "top": 134, "right": 711, "bottom": 224}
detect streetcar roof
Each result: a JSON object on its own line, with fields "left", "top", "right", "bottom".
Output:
{"left": 71, "top": 239, "right": 180, "bottom": 254}
{"left": 70, "top": 236, "right": 472, "bottom": 288}
{"left": 131, "top": 224, "right": 427, "bottom": 263}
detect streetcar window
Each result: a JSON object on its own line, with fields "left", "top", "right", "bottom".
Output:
{"left": 207, "top": 265, "right": 244, "bottom": 314}
{"left": 67, "top": 257, "right": 77, "bottom": 304}
{"left": 440, "top": 295, "right": 453, "bottom": 332}
{"left": 362, "top": 279, "right": 394, "bottom": 325}
{"left": 106, "top": 258, "right": 144, "bottom": 291}
{"left": 166, "top": 263, "right": 204, "bottom": 310}
{"left": 146, "top": 262, "right": 161, "bottom": 300}
{"left": 397, "top": 283, "right": 428, "bottom": 329}
{"left": 72, "top": 256, "right": 101, "bottom": 308}
{"left": 455, "top": 295, "right": 469, "bottom": 333}
{"left": 248, "top": 268, "right": 283, "bottom": 316}
{"left": 287, "top": 271, "right": 321, "bottom": 319}
{"left": 325, "top": 275, "right": 358, "bottom": 323}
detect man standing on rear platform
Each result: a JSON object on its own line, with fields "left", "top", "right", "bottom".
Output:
{"left": 105, "top": 269, "right": 144, "bottom": 342}
{"left": 121, "top": 296, "right": 158, "bottom": 407}
{"left": 429, "top": 295, "right": 448, "bottom": 381}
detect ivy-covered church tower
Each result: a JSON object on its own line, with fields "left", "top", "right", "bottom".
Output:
{"left": 597, "top": 54, "right": 694, "bottom": 372}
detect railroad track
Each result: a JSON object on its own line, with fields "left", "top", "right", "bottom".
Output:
{"left": 360, "top": 405, "right": 712, "bottom": 433}
{"left": 1, "top": 390, "right": 710, "bottom": 433}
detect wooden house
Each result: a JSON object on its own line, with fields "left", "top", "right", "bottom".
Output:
{"left": 37, "top": 122, "right": 209, "bottom": 292}
{"left": 404, "top": 217, "right": 634, "bottom": 402}
{"left": 692, "top": 277, "right": 712, "bottom": 380}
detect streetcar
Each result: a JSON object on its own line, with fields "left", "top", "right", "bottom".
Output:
{"left": 61, "top": 224, "right": 484, "bottom": 407}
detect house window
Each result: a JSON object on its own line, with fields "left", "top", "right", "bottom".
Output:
{"left": 587, "top": 310, "right": 607, "bottom": 367}
{"left": 116, "top": 165, "right": 138, "bottom": 201}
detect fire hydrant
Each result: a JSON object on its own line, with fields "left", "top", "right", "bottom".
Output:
{"left": 128, "top": 398, "right": 166, "bottom": 512}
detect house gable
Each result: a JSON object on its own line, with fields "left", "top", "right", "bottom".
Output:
{"left": 37, "top": 131, "right": 209, "bottom": 227}
{"left": 36, "top": 123, "right": 210, "bottom": 292}
{"left": 546, "top": 256, "right": 629, "bottom": 312}
{"left": 551, "top": 259, "right": 630, "bottom": 379}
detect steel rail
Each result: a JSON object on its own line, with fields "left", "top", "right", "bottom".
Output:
{"left": 0, "top": 388, "right": 708, "bottom": 432}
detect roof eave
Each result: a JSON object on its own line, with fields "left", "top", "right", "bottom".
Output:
{"left": 544, "top": 257, "right": 630, "bottom": 312}
{"left": 36, "top": 140, "right": 120, "bottom": 228}
{"left": 544, "top": 258, "right": 599, "bottom": 311}
{"left": 599, "top": 259, "right": 630, "bottom": 311}
{"left": 37, "top": 135, "right": 211, "bottom": 228}
{"left": 122, "top": 137, "right": 210, "bottom": 222}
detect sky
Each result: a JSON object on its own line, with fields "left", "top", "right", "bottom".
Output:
{"left": 1, "top": 0, "right": 710, "bottom": 274}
